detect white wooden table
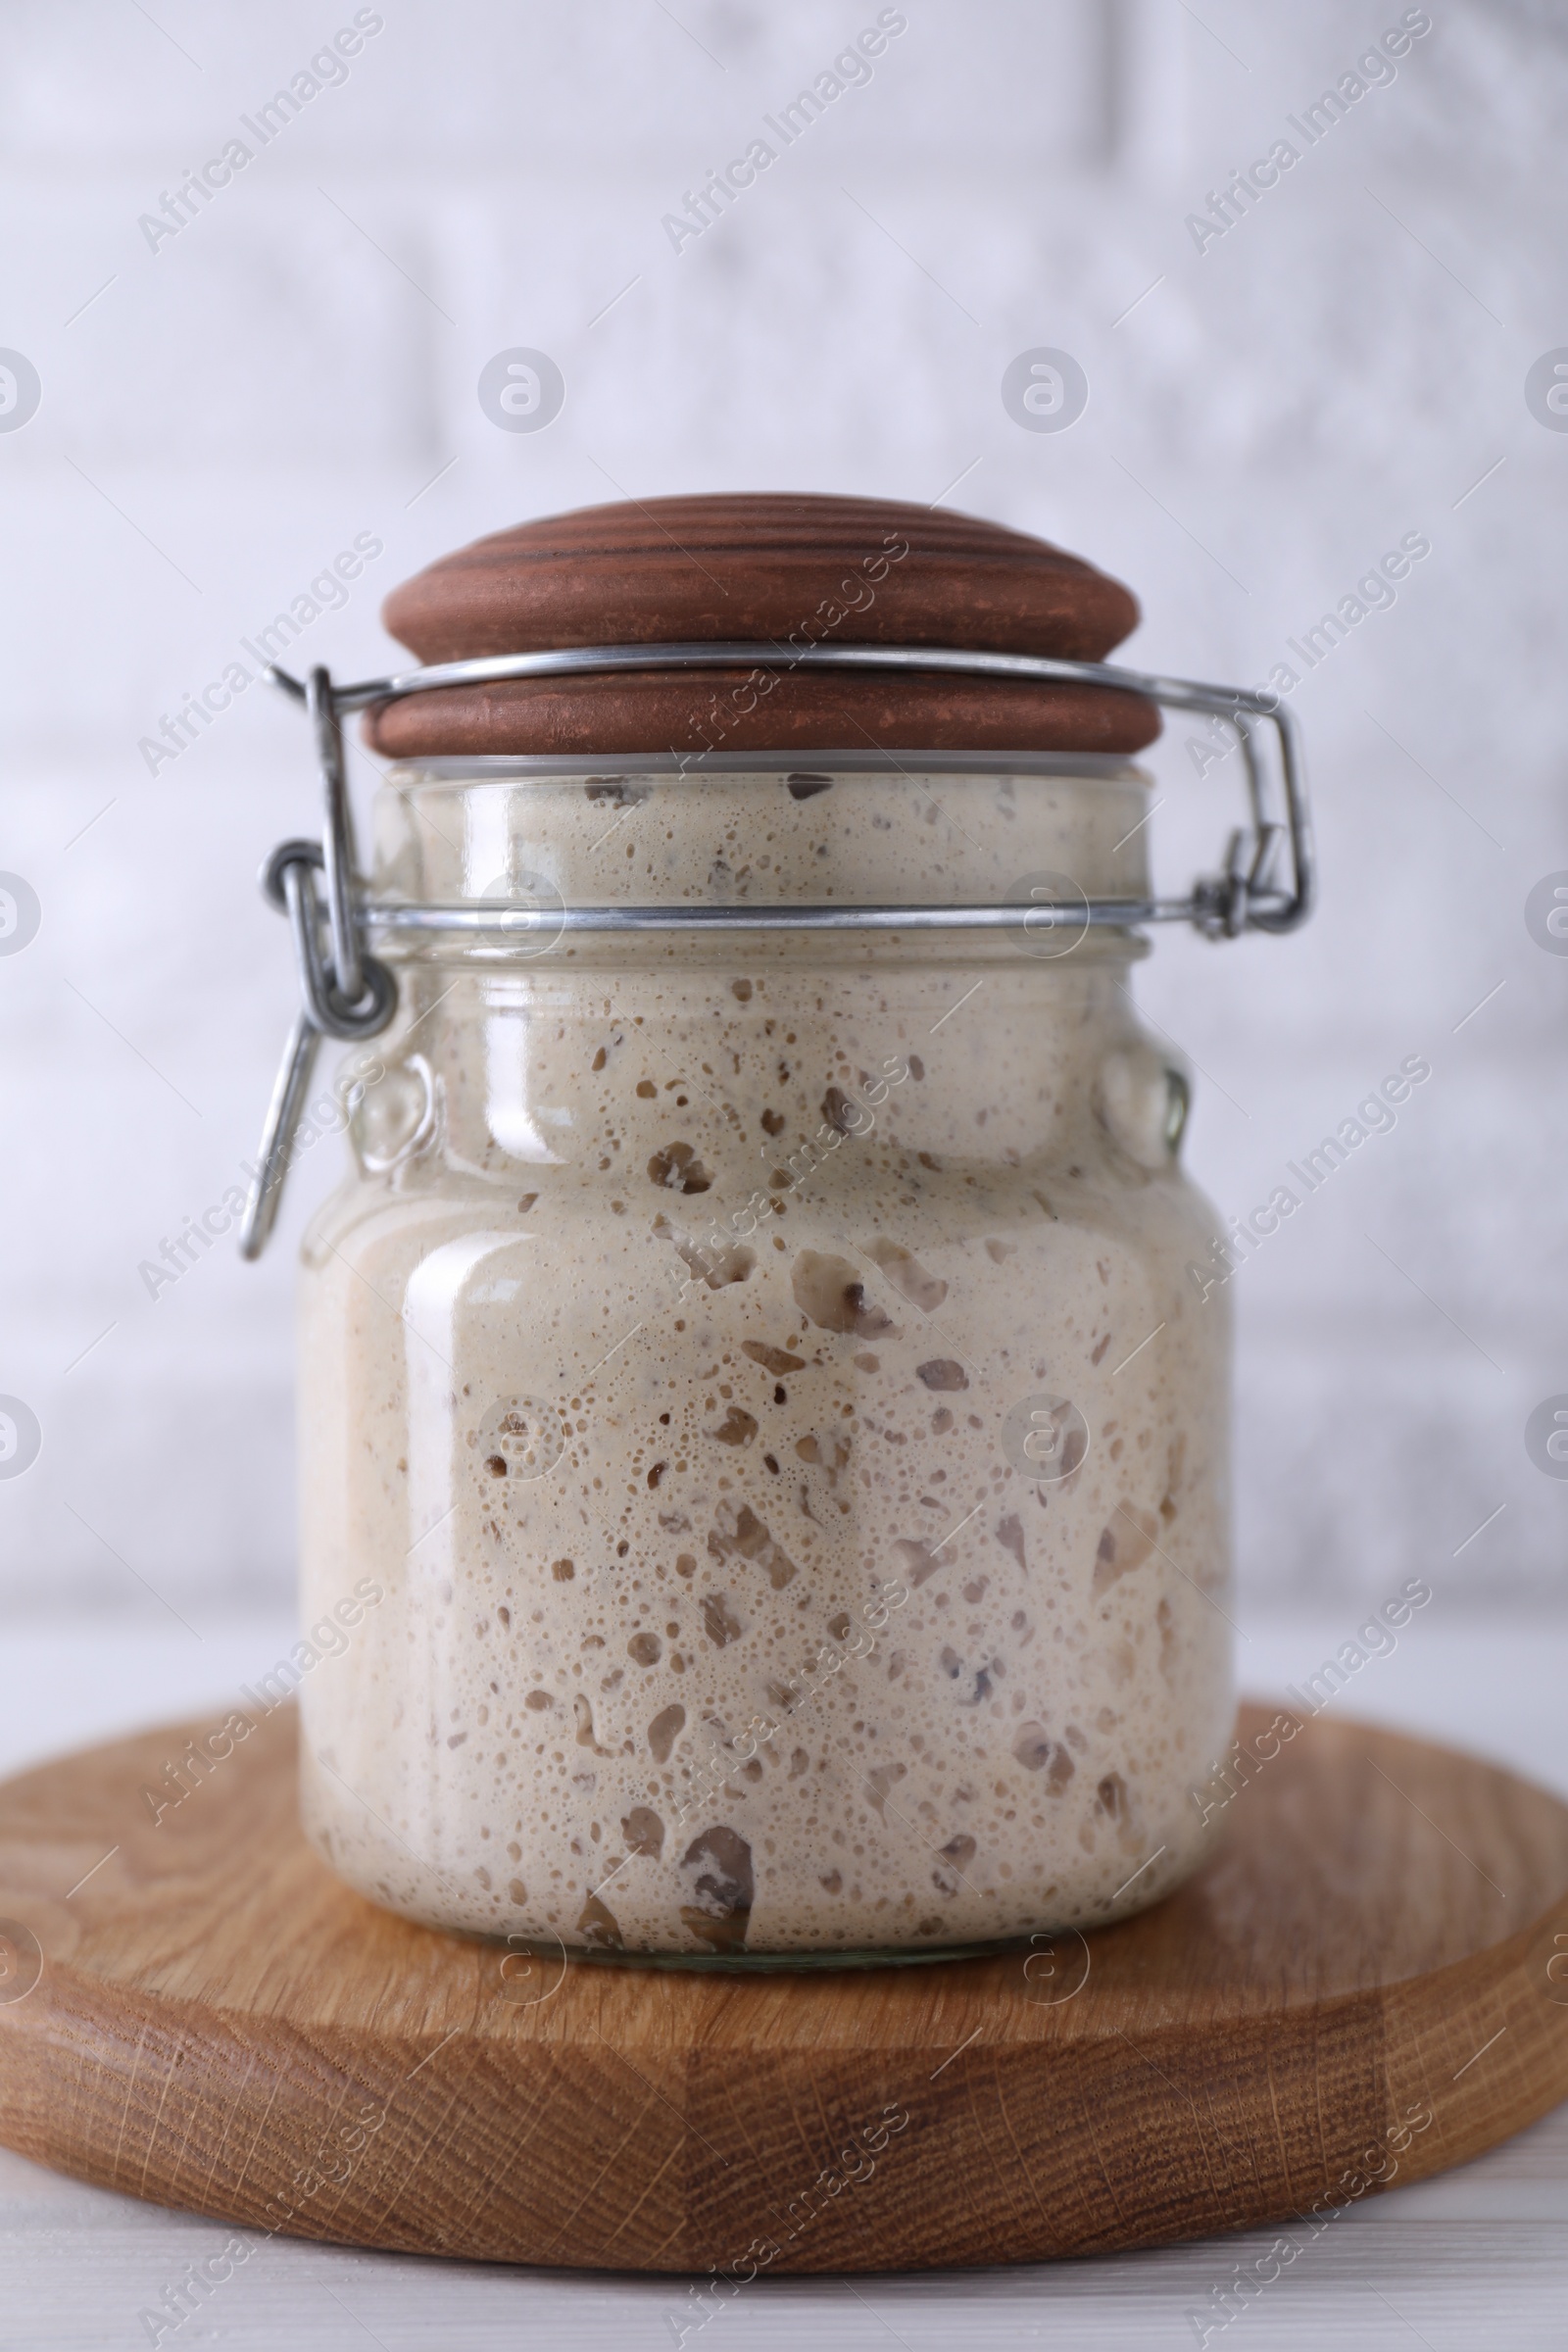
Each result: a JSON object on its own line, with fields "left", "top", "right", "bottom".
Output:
{"left": 2, "top": 1609, "right": 1564, "bottom": 2351}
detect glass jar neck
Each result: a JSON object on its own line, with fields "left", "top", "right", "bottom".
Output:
{"left": 369, "top": 753, "right": 1153, "bottom": 931}
{"left": 344, "top": 756, "right": 1171, "bottom": 1192}
{"left": 351, "top": 953, "right": 1162, "bottom": 1197}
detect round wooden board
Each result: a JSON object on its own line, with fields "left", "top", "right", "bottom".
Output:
{"left": 0, "top": 1701, "right": 1565, "bottom": 2274}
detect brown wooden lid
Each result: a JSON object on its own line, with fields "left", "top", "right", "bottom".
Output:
{"left": 367, "top": 494, "right": 1159, "bottom": 760}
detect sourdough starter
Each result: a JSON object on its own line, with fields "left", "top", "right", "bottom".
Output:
{"left": 297, "top": 758, "right": 1233, "bottom": 1957}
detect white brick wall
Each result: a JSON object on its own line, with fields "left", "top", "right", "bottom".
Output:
{"left": 1, "top": 0, "right": 1564, "bottom": 1619}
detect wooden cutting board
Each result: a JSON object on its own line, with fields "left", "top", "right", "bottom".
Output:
{"left": 0, "top": 1699, "right": 1564, "bottom": 2274}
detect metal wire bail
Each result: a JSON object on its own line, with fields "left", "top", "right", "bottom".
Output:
{"left": 237, "top": 670, "right": 397, "bottom": 1260}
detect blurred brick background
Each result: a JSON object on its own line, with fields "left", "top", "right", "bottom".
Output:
{"left": 0, "top": 0, "right": 1563, "bottom": 1626}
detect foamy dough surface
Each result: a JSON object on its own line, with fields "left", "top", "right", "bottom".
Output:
{"left": 296, "top": 761, "right": 1234, "bottom": 1955}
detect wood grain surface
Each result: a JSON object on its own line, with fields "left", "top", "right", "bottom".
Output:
{"left": 0, "top": 1700, "right": 1564, "bottom": 2275}
{"left": 363, "top": 665, "right": 1163, "bottom": 760}
{"left": 379, "top": 496, "right": 1144, "bottom": 664}
{"left": 364, "top": 492, "right": 1162, "bottom": 758}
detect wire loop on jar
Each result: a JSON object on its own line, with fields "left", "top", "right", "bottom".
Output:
{"left": 263, "top": 840, "right": 397, "bottom": 1041}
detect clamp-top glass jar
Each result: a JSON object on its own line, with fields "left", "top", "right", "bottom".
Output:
{"left": 242, "top": 496, "right": 1312, "bottom": 1965}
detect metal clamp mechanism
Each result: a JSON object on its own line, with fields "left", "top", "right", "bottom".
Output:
{"left": 240, "top": 642, "right": 1315, "bottom": 1258}
{"left": 238, "top": 665, "right": 398, "bottom": 1258}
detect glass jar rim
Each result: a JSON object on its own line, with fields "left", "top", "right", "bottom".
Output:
{"left": 379, "top": 748, "right": 1152, "bottom": 784}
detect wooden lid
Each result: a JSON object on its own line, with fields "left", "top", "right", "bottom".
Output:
{"left": 368, "top": 494, "right": 1159, "bottom": 760}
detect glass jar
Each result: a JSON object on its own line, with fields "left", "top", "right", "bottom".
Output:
{"left": 294, "top": 748, "right": 1232, "bottom": 1960}
{"left": 243, "top": 495, "right": 1310, "bottom": 1966}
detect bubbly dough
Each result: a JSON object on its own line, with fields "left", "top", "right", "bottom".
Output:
{"left": 297, "top": 759, "right": 1234, "bottom": 1957}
